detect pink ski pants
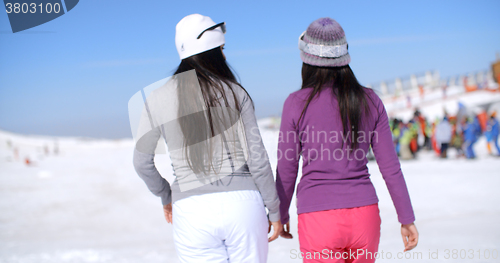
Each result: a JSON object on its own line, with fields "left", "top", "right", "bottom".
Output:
{"left": 297, "top": 203, "right": 381, "bottom": 263}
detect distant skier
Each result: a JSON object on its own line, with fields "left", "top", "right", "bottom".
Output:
{"left": 24, "top": 156, "right": 32, "bottom": 166}
{"left": 44, "top": 144, "right": 49, "bottom": 156}
{"left": 485, "top": 112, "right": 500, "bottom": 156}
{"left": 431, "top": 120, "right": 440, "bottom": 155}
{"left": 414, "top": 110, "right": 431, "bottom": 150}
{"left": 399, "top": 122, "right": 417, "bottom": 160}
{"left": 409, "top": 121, "right": 419, "bottom": 156}
{"left": 472, "top": 115, "right": 483, "bottom": 137}
{"left": 462, "top": 117, "right": 479, "bottom": 159}
{"left": 435, "top": 116, "right": 452, "bottom": 158}
{"left": 451, "top": 123, "right": 464, "bottom": 158}
{"left": 13, "top": 147, "right": 19, "bottom": 161}
{"left": 418, "top": 85, "right": 424, "bottom": 99}
{"left": 391, "top": 119, "right": 402, "bottom": 155}
{"left": 53, "top": 141, "right": 59, "bottom": 155}
{"left": 442, "top": 84, "right": 447, "bottom": 99}
{"left": 406, "top": 95, "right": 412, "bottom": 108}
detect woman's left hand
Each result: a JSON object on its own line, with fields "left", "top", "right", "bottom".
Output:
{"left": 401, "top": 223, "right": 419, "bottom": 251}
{"left": 163, "top": 203, "right": 173, "bottom": 224}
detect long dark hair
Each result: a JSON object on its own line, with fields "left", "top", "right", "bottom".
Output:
{"left": 173, "top": 47, "right": 252, "bottom": 175}
{"left": 298, "top": 63, "right": 371, "bottom": 149}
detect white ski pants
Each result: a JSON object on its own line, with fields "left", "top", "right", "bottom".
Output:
{"left": 172, "top": 190, "right": 269, "bottom": 263}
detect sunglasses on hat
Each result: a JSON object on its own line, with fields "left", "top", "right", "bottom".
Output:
{"left": 197, "top": 22, "right": 226, "bottom": 39}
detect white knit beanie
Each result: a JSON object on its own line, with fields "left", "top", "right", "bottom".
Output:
{"left": 175, "top": 14, "right": 226, "bottom": 60}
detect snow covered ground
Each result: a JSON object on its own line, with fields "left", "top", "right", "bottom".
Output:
{"left": 1, "top": 122, "right": 499, "bottom": 262}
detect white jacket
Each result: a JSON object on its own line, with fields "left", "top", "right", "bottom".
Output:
{"left": 436, "top": 120, "right": 452, "bottom": 144}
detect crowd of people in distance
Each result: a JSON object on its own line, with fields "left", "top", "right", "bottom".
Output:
{"left": 389, "top": 109, "right": 500, "bottom": 160}
{"left": 4, "top": 138, "right": 59, "bottom": 166}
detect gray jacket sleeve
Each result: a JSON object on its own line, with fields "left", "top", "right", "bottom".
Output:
{"left": 133, "top": 126, "right": 172, "bottom": 205}
{"left": 239, "top": 93, "right": 281, "bottom": 222}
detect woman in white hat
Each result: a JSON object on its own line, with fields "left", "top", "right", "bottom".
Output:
{"left": 133, "top": 14, "right": 282, "bottom": 262}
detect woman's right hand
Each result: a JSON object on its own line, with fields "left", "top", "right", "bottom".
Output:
{"left": 268, "top": 220, "right": 283, "bottom": 242}
{"left": 280, "top": 222, "right": 293, "bottom": 239}
{"left": 163, "top": 203, "right": 173, "bottom": 224}
{"left": 401, "top": 223, "right": 418, "bottom": 252}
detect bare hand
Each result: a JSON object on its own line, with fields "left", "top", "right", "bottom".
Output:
{"left": 163, "top": 203, "right": 172, "bottom": 224}
{"left": 401, "top": 223, "right": 418, "bottom": 252}
{"left": 268, "top": 220, "right": 283, "bottom": 242}
{"left": 280, "top": 222, "right": 293, "bottom": 239}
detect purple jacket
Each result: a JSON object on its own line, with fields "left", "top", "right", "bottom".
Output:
{"left": 276, "top": 86, "right": 415, "bottom": 225}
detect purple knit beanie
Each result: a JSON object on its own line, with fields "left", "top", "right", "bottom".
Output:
{"left": 299, "top": 17, "right": 350, "bottom": 67}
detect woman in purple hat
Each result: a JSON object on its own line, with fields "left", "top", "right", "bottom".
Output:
{"left": 276, "top": 17, "right": 419, "bottom": 262}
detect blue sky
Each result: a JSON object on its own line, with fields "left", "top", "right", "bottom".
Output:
{"left": 1, "top": 0, "right": 499, "bottom": 138}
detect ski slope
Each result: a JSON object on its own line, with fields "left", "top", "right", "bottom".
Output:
{"left": 1, "top": 86, "right": 500, "bottom": 263}
{"left": 382, "top": 85, "right": 500, "bottom": 122}
{"left": 1, "top": 127, "right": 499, "bottom": 263}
